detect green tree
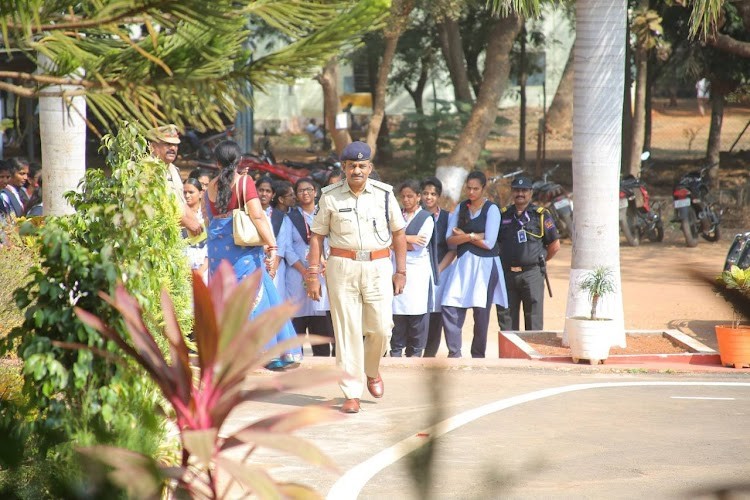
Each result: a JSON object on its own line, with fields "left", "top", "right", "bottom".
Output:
{"left": 0, "top": 123, "right": 191, "bottom": 495}
{"left": 1, "top": 0, "right": 390, "bottom": 214}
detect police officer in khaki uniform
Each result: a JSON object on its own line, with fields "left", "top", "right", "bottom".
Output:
{"left": 146, "top": 124, "right": 202, "bottom": 234}
{"left": 497, "top": 176, "right": 560, "bottom": 331}
{"left": 307, "top": 141, "right": 407, "bottom": 414}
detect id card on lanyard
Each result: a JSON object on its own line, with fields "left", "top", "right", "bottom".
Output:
{"left": 514, "top": 211, "right": 530, "bottom": 244}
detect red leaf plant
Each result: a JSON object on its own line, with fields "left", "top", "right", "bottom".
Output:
{"left": 74, "top": 261, "right": 342, "bottom": 499}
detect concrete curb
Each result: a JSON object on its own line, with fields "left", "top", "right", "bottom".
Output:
{"left": 497, "top": 329, "right": 725, "bottom": 367}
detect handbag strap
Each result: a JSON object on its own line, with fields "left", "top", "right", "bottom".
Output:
{"left": 234, "top": 175, "right": 247, "bottom": 213}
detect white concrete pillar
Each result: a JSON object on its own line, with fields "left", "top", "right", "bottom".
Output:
{"left": 37, "top": 54, "right": 86, "bottom": 216}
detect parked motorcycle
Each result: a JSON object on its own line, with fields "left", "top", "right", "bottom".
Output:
{"left": 532, "top": 164, "right": 574, "bottom": 239}
{"left": 619, "top": 152, "right": 664, "bottom": 247}
{"left": 672, "top": 163, "right": 722, "bottom": 248}
{"left": 238, "top": 136, "right": 339, "bottom": 184}
{"left": 180, "top": 125, "right": 235, "bottom": 163}
{"left": 724, "top": 231, "right": 750, "bottom": 271}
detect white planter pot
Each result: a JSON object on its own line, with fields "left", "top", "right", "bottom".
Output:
{"left": 565, "top": 317, "right": 613, "bottom": 364}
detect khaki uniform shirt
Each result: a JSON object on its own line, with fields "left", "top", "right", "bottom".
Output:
{"left": 166, "top": 163, "right": 186, "bottom": 206}
{"left": 311, "top": 179, "right": 405, "bottom": 251}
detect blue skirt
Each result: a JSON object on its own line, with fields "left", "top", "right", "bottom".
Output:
{"left": 206, "top": 216, "right": 300, "bottom": 356}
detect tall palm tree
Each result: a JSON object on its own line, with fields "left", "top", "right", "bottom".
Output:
{"left": 563, "top": 0, "right": 628, "bottom": 348}
{"left": 1, "top": 0, "right": 388, "bottom": 215}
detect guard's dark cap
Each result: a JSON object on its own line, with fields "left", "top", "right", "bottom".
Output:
{"left": 340, "top": 141, "right": 371, "bottom": 162}
{"left": 511, "top": 176, "right": 533, "bottom": 189}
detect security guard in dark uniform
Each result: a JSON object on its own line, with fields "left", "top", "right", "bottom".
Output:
{"left": 497, "top": 176, "right": 560, "bottom": 331}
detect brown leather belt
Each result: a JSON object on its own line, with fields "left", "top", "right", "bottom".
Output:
{"left": 330, "top": 247, "right": 391, "bottom": 261}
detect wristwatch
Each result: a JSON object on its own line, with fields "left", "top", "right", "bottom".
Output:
{"left": 470, "top": 232, "right": 476, "bottom": 241}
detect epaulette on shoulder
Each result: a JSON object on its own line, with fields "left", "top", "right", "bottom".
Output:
{"left": 368, "top": 179, "right": 393, "bottom": 192}
{"left": 321, "top": 180, "right": 344, "bottom": 194}
{"left": 500, "top": 206, "right": 508, "bottom": 213}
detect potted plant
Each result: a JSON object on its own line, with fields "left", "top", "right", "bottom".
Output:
{"left": 714, "top": 265, "right": 750, "bottom": 368}
{"left": 565, "top": 266, "right": 616, "bottom": 364}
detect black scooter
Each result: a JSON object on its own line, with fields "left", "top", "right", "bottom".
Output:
{"left": 724, "top": 231, "right": 750, "bottom": 271}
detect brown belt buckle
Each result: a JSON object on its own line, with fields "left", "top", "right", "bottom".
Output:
{"left": 510, "top": 266, "right": 523, "bottom": 272}
{"left": 355, "top": 250, "right": 371, "bottom": 261}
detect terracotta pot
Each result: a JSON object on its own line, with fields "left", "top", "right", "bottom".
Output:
{"left": 565, "top": 317, "right": 613, "bottom": 364}
{"left": 714, "top": 325, "right": 750, "bottom": 368}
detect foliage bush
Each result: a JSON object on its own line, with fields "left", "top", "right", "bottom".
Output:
{"left": 0, "top": 222, "right": 38, "bottom": 343}
{"left": 76, "top": 264, "right": 340, "bottom": 498}
{"left": 0, "top": 123, "right": 191, "bottom": 495}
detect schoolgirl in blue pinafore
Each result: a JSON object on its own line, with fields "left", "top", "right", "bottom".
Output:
{"left": 285, "top": 196, "right": 336, "bottom": 356}
{"left": 390, "top": 202, "right": 434, "bottom": 357}
{"left": 440, "top": 176, "right": 507, "bottom": 358}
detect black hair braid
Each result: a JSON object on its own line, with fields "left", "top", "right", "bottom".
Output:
{"left": 457, "top": 200, "right": 471, "bottom": 231}
{"left": 213, "top": 140, "right": 242, "bottom": 213}
{"left": 215, "top": 160, "right": 237, "bottom": 214}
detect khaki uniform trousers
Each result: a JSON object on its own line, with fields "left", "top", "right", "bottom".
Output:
{"left": 326, "top": 255, "right": 393, "bottom": 399}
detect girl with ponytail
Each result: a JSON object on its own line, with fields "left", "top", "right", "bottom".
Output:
{"left": 204, "top": 140, "right": 301, "bottom": 370}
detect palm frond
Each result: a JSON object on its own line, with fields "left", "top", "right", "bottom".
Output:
{"left": 688, "top": 0, "right": 724, "bottom": 40}
{"left": 2, "top": 0, "right": 388, "bottom": 133}
{"left": 485, "top": 0, "right": 542, "bottom": 19}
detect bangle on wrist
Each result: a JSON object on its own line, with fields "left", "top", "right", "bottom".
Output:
{"left": 395, "top": 270, "right": 406, "bottom": 276}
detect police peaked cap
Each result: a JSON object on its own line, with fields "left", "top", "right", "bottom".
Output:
{"left": 511, "top": 176, "right": 533, "bottom": 189}
{"left": 340, "top": 141, "right": 371, "bottom": 162}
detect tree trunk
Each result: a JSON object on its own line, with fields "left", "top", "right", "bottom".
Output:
{"left": 620, "top": 22, "right": 633, "bottom": 172}
{"left": 706, "top": 89, "right": 724, "bottom": 190}
{"left": 405, "top": 61, "right": 429, "bottom": 113}
{"left": 545, "top": 43, "right": 574, "bottom": 134}
{"left": 644, "top": 60, "right": 653, "bottom": 152}
{"left": 316, "top": 59, "right": 351, "bottom": 155}
{"left": 436, "top": 14, "right": 523, "bottom": 202}
{"left": 518, "top": 26, "right": 527, "bottom": 167}
{"left": 563, "top": 0, "right": 627, "bottom": 349}
{"left": 366, "top": 33, "right": 401, "bottom": 158}
{"left": 437, "top": 18, "right": 474, "bottom": 103}
{"left": 627, "top": 46, "right": 648, "bottom": 176}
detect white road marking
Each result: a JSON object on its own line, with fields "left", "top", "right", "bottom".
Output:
{"left": 670, "top": 396, "right": 736, "bottom": 400}
{"left": 326, "top": 381, "right": 750, "bottom": 500}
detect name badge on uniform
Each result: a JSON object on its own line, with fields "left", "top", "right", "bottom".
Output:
{"left": 338, "top": 208, "right": 353, "bottom": 212}
{"left": 517, "top": 230, "right": 527, "bottom": 243}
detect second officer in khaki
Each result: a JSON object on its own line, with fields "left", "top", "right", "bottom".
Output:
{"left": 307, "top": 141, "right": 407, "bottom": 414}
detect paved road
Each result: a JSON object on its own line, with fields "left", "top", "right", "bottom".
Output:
{"left": 231, "top": 360, "right": 750, "bottom": 499}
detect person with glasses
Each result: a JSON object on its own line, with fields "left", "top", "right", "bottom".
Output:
{"left": 286, "top": 178, "right": 336, "bottom": 356}
{"left": 272, "top": 180, "right": 296, "bottom": 214}
{"left": 188, "top": 167, "right": 213, "bottom": 191}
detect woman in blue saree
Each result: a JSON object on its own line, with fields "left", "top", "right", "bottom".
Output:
{"left": 204, "top": 140, "right": 301, "bottom": 370}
